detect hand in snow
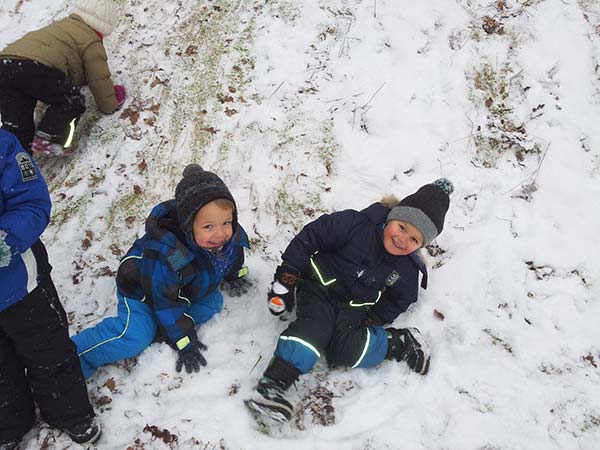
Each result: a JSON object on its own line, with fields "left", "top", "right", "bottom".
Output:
{"left": 221, "top": 277, "right": 253, "bottom": 297}
{"left": 175, "top": 334, "right": 207, "bottom": 374}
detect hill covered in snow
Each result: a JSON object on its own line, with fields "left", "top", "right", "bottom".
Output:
{"left": 1, "top": 0, "right": 600, "bottom": 449}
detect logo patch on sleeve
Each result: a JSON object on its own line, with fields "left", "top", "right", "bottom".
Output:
{"left": 16, "top": 152, "right": 38, "bottom": 182}
{"left": 386, "top": 270, "right": 401, "bottom": 287}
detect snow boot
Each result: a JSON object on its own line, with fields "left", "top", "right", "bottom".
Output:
{"left": 64, "top": 416, "right": 102, "bottom": 445}
{"left": 385, "top": 327, "right": 431, "bottom": 375}
{"left": 31, "top": 131, "right": 76, "bottom": 156}
{"left": 245, "top": 357, "right": 300, "bottom": 423}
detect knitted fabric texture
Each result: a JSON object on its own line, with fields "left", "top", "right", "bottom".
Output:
{"left": 0, "top": 230, "right": 11, "bottom": 268}
{"left": 175, "top": 164, "right": 236, "bottom": 243}
{"left": 387, "top": 178, "right": 453, "bottom": 246}
{"left": 72, "top": 0, "right": 119, "bottom": 36}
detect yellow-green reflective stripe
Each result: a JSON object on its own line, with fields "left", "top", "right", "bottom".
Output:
{"left": 237, "top": 266, "right": 249, "bottom": 278}
{"left": 176, "top": 335, "right": 190, "bottom": 350}
{"left": 279, "top": 335, "right": 321, "bottom": 358}
{"left": 310, "top": 258, "right": 336, "bottom": 286}
{"left": 352, "top": 327, "right": 371, "bottom": 368}
{"left": 64, "top": 118, "right": 77, "bottom": 148}
{"left": 78, "top": 297, "right": 132, "bottom": 356}
{"left": 349, "top": 290, "right": 382, "bottom": 308}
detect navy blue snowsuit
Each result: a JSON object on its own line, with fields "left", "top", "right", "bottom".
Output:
{"left": 274, "top": 203, "right": 427, "bottom": 373}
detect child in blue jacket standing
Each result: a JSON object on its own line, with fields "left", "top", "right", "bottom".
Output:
{"left": 73, "top": 164, "right": 251, "bottom": 378}
{"left": 246, "top": 178, "right": 453, "bottom": 422}
{"left": 0, "top": 130, "right": 99, "bottom": 448}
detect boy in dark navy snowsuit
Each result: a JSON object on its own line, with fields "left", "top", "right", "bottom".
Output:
{"left": 246, "top": 178, "right": 453, "bottom": 422}
{"left": 0, "top": 130, "right": 99, "bottom": 448}
{"left": 72, "top": 164, "right": 251, "bottom": 379}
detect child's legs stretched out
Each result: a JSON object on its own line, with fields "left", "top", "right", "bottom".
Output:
{"left": 72, "top": 294, "right": 157, "bottom": 379}
{"left": 187, "top": 289, "right": 224, "bottom": 325}
{"left": 274, "top": 280, "right": 336, "bottom": 374}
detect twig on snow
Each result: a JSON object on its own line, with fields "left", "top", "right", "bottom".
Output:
{"left": 502, "top": 142, "right": 551, "bottom": 195}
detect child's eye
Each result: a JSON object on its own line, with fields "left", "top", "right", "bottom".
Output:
{"left": 411, "top": 237, "right": 419, "bottom": 245}
{"left": 398, "top": 224, "right": 406, "bottom": 231}
{"left": 224, "top": 220, "right": 232, "bottom": 226}
{"left": 204, "top": 224, "right": 213, "bottom": 230}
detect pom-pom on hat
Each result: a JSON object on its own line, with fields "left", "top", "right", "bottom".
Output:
{"left": 387, "top": 178, "right": 454, "bottom": 246}
{"left": 72, "top": 0, "right": 119, "bottom": 36}
{"left": 175, "top": 164, "right": 237, "bottom": 242}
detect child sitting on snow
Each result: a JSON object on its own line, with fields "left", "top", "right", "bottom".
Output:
{"left": 73, "top": 164, "right": 251, "bottom": 378}
{"left": 0, "top": 0, "right": 126, "bottom": 156}
{"left": 0, "top": 129, "right": 100, "bottom": 448}
{"left": 245, "top": 178, "right": 453, "bottom": 422}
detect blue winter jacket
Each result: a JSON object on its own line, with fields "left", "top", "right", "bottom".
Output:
{"left": 116, "top": 200, "right": 249, "bottom": 347}
{"left": 281, "top": 203, "right": 427, "bottom": 325}
{"left": 0, "top": 130, "right": 52, "bottom": 311}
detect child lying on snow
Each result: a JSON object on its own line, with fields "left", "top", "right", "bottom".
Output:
{"left": 0, "top": 129, "right": 100, "bottom": 448}
{"left": 246, "top": 178, "right": 454, "bottom": 422}
{"left": 0, "top": 0, "right": 126, "bottom": 156}
{"left": 73, "top": 164, "right": 251, "bottom": 378}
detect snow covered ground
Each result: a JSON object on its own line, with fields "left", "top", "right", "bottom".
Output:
{"left": 2, "top": 0, "right": 600, "bottom": 449}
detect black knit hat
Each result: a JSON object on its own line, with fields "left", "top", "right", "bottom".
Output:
{"left": 175, "top": 164, "right": 237, "bottom": 242}
{"left": 387, "top": 178, "right": 453, "bottom": 246}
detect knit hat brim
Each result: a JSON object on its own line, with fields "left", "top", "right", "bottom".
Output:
{"left": 387, "top": 206, "right": 438, "bottom": 246}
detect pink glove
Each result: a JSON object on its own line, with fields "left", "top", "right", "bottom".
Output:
{"left": 114, "top": 84, "right": 126, "bottom": 108}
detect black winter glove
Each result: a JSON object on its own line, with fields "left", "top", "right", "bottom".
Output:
{"left": 175, "top": 333, "right": 208, "bottom": 374}
{"left": 221, "top": 277, "right": 253, "bottom": 297}
{"left": 274, "top": 263, "right": 301, "bottom": 290}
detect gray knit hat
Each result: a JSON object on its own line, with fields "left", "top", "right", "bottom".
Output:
{"left": 72, "top": 0, "right": 119, "bottom": 36}
{"left": 175, "top": 164, "right": 237, "bottom": 242}
{"left": 387, "top": 178, "right": 453, "bottom": 246}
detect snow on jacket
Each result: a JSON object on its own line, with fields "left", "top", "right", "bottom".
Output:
{"left": 0, "top": 14, "right": 118, "bottom": 113}
{"left": 0, "top": 130, "right": 51, "bottom": 311}
{"left": 281, "top": 202, "right": 427, "bottom": 325}
{"left": 116, "top": 200, "right": 249, "bottom": 346}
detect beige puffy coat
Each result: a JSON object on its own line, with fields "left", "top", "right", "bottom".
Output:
{"left": 1, "top": 14, "right": 118, "bottom": 113}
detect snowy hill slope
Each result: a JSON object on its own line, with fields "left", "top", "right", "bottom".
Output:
{"left": 1, "top": 0, "right": 600, "bottom": 449}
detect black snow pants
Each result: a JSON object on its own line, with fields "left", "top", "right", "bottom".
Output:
{"left": 0, "top": 58, "right": 86, "bottom": 152}
{"left": 0, "top": 258, "right": 94, "bottom": 443}
{"left": 282, "top": 279, "right": 371, "bottom": 368}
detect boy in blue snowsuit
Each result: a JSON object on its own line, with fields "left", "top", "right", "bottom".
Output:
{"left": 246, "top": 179, "right": 453, "bottom": 422}
{"left": 73, "top": 164, "right": 251, "bottom": 378}
{"left": 0, "top": 130, "right": 99, "bottom": 448}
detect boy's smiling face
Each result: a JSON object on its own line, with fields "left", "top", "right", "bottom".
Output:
{"left": 383, "top": 219, "right": 423, "bottom": 256}
{"left": 192, "top": 200, "right": 234, "bottom": 250}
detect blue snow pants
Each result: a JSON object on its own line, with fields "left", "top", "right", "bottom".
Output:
{"left": 72, "top": 290, "right": 223, "bottom": 379}
{"left": 274, "top": 279, "right": 388, "bottom": 374}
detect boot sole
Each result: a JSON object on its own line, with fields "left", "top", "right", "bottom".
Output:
{"left": 244, "top": 398, "right": 292, "bottom": 423}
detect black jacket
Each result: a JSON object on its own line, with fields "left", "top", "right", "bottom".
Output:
{"left": 281, "top": 203, "right": 427, "bottom": 325}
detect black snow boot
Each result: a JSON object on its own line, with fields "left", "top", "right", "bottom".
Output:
{"left": 385, "top": 327, "right": 431, "bottom": 375}
{"left": 245, "top": 357, "right": 300, "bottom": 422}
{"left": 64, "top": 415, "right": 102, "bottom": 445}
